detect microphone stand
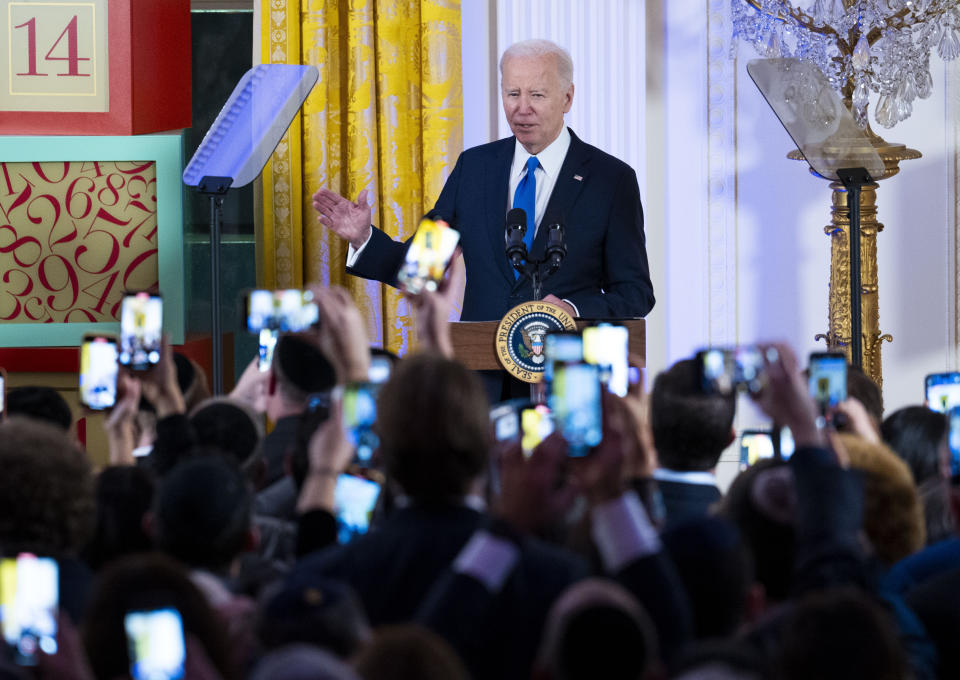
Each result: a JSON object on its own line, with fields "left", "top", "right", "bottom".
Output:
{"left": 511, "top": 223, "right": 567, "bottom": 302}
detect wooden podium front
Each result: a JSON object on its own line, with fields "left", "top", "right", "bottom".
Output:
{"left": 450, "top": 319, "right": 646, "bottom": 371}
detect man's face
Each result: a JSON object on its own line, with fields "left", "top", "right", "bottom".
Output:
{"left": 501, "top": 53, "right": 574, "bottom": 155}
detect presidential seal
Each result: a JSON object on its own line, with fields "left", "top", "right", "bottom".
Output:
{"left": 495, "top": 301, "right": 577, "bottom": 383}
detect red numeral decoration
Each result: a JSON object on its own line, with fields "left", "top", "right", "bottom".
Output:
{"left": 13, "top": 18, "right": 46, "bottom": 76}
{"left": 45, "top": 15, "right": 90, "bottom": 77}
{"left": 0, "top": 161, "right": 159, "bottom": 324}
{"left": 13, "top": 15, "right": 90, "bottom": 78}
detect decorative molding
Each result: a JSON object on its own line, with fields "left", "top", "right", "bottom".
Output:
{"left": 949, "top": 59, "right": 960, "bottom": 368}
{"left": 706, "top": 0, "right": 738, "bottom": 347}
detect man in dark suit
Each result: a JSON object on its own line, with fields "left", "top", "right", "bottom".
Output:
{"left": 312, "top": 39, "right": 654, "bottom": 321}
{"left": 650, "top": 358, "right": 736, "bottom": 529}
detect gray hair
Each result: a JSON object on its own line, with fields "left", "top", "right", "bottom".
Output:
{"left": 500, "top": 39, "right": 573, "bottom": 88}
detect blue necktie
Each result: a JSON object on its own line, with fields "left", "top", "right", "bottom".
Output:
{"left": 512, "top": 156, "right": 539, "bottom": 278}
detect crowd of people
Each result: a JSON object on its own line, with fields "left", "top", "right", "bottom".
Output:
{"left": 1, "top": 273, "right": 959, "bottom": 680}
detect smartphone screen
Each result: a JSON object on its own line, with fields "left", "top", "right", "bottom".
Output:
{"left": 258, "top": 328, "right": 279, "bottom": 372}
{"left": 550, "top": 362, "right": 602, "bottom": 457}
{"left": 490, "top": 403, "right": 520, "bottom": 442}
{"left": 544, "top": 331, "right": 583, "bottom": 384}
{"left": 124, "top": 608, "right": 186, "bottom": 680}
{"left": 0, "top": 554, "right": 58, "bottom": 665}
{"left": 809, "top": 352, "right": 848, "bottom": 410}
{"left": 80, "top": 335, "right": 119, "bottom": 410}
{"left": 947, "top": 407, "right": 960, "bottom": 478}
{"left": 397, "top": 216, "right": 460, "bottom": 295}
{"left": 739, "top": 428, "right": 795, "bottom": 469}
{"left": 119, "top": 293, "right": 163, "bottom": 370}
{"left": 521, "top": 404, "right": 554, "bottom": 457}
{"left": 343, "top": 382, "right": 381, "bottom": 466}
{"left": 926, "top": 372, "right": 960, "bottom": 413}
{"left": 368, "top": 355, "right": 392, "bottom": 384}
{"left": 333, "top": 474, "right": 382, "bottom": 544}
{"left": 245, "top": 289, "right": 319, "bottom": 333}
{"left": 583, "top": 324, "right": 629, "bottom": 397}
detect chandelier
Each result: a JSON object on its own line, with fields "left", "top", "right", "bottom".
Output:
{"left": 732, "top": 0, "right": 960, "bottom": 128}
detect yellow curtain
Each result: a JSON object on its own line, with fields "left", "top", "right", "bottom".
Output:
{"left": 259, "top": 0, "right": 463, "bottom": 354}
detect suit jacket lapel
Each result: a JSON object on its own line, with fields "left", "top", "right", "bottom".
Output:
{"left": 486, "top": 139, "right": 517, "bottom": 284}
{"left": 531, "top": 129, "right": 591, "bottom": 260}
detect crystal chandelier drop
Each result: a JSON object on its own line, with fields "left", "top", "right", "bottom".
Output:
{"left": 731, "top": 0, "right": 960, "bottom": 128}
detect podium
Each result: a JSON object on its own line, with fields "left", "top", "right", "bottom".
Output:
{"left": 449, "top": 319, "right": 646, "bottom": 371}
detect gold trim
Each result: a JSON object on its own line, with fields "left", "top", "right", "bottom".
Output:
{"left": 495, "top": 302, "right": 576, "bottom": 383}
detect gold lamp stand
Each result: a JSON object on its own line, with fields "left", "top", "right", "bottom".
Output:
{"left": 790, "top": 123, "right": 920, "bottom": 388}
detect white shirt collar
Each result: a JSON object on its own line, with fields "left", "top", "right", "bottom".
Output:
{"left": 511, "top": 126, "right": 571, "bottom": 182}
{"left": 653, "top": 468, "right": 718, "bottom": 486}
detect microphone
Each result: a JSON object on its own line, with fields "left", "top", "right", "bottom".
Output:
{"left": 505, "top": 207, "right": 528, "bottom": 273}
{"left": 545, "top": 221, "right": 567, "bottom": 275}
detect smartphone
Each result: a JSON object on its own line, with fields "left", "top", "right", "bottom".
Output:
{"left": 549, "top": 362, "right": 602, "bottom": 457}
{"left": 397, "top": 216, "right": 460, "bottom": 294}
{"left": 697, "top": 346, "right": 771, "bottom": 396}
{"left": 80, "top": 334, "right": 119, "bottom": 410}
{"left": 583, "top": 324, "right": 629, "bottom": 397}
{"left": 119, "top": 293, "right": 163, "bottom": 370}
{"left": 925, "top": 372, "right": 960, "bottom": 413}
{"left": 490, "top": 402, "right": 521, "bottom": 442}
{"left": 258, "top": 328, "right": 279, "bottom": 372}
{"left": 333, "top": 473, "right": 382, "bottom": 544}
{"left": 124, "top": 608, "right": 186, "bottom": 680}
{"left": 808, "top": 352, "right": 847, "bottom": 411}
{"left": 245, "top": 289, "right": 319, "bottom": 333}
{"left": 490, "top": 400, "right": 555, "bottom": 457}
{"left": 0, "top": 554, "right": 59, "bottom": 665}
{"left": 544, "top": 331, "right": 583, "bottom": 384}
{"left": 520, "top": 404, "right": 554, "bottom": 457}
{"left": 368, "top": 355, "right": 392, "bottom": 384}
{"left": 0, "top": 367, "right": 6, "bottom": 419}
{"left": 342, "top": 382, "right": 381, "bottom": 466}
{"left": 739, "top": 428, "right": 795, "bottom": 469}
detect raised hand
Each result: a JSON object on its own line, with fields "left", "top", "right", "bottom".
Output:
{"left": 312, "top": 188, "right": 374, "bottom": 249}
{"left": 305, "top": 284, "right": 371, "bottom": 384}
{"left": 408, "top": 249, "right": 465, "bottom": 358}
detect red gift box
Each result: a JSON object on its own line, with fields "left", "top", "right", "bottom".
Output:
{"left": 0, "top": 0, "right": 191, "bottom": 135}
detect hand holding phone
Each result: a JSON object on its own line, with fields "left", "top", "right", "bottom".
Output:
{"left": 697, "top": 346, "right": 772, "bottom": 396}
{"left": 342, "top": 382, "right": 382, "bottom": 466}
{"left": 549, "top": 362, "right": 602, "bottom": 457}
{"left": 397, "top": 216, "right": 460, "bottom": 294}
{"left": 120, "top": 293, "right": 163, "bottom": 370}
{"left": 245, "top": 289, "right": 319, "bottom": 333}
{"left": 808, "top": 352, "right": 847, "bottom": 414}
{"left": 333, "top": 473, "right": 382, "bottom": 544}
{"left": 124, "top": 608, "right": 186, "bottom": 680}
{"left": 0, "top": 554, "right": 59, "bottom": 665}
{"left": 80, "top": 334, "right": 119, "bottom": 410}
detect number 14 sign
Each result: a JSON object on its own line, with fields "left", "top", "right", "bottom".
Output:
{"left": 1, "top": 0, "right": 109, "bottom": 112}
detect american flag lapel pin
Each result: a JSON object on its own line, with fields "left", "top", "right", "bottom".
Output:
{"left": 573, "top": 174, "right": 583, "bottom": 182}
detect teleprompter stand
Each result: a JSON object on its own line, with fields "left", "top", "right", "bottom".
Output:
{"left": 747, "top": 58, "right": 885, "bottom": 370}
{"left": 183, "top": 64, "right": 318, "bottom": 393}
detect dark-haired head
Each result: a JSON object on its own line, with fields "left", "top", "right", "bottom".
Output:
{"left": 651, "top": 358, "right": 736, "bottom": 471}
{"left": 881, "top": 406, "right": 948, "bottom": 485}
{"left": 376, "top": 354, "right": 490, "bottom": 504}
{"left": 151, "top": 456, "right": 253, "bottom": 573}
{"left": 6, "top": 386, "right": 72, "bottom": 431}
{"left": 0, "top": 417, "right": 94, "bottom": 556}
